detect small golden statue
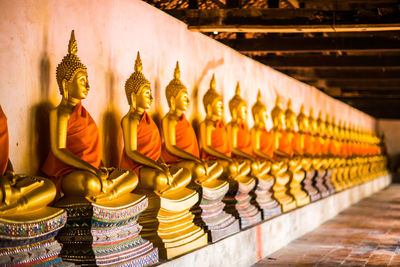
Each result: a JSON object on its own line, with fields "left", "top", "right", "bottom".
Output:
{"left": 0, "top": 105, "right": 67, "bottom": 266}
{"left": 160, "top": 62, "right": 239, "bottom": 242}
{"left": 284, "top": 100, "right": 310, "bottom": 207}
{"left": 199, "top": 76, "right": 261, "bottom": 228}
{"left": 296, "top": 105, "right": 321, "bottom": 202}
{"left": 269, "top": 95, "right": 297, "bottom": 212}
{"left": 42, "top": 31, "right": 157, "bottom": 266}
{"left": 250, "top": 91, "right": 282, "bottom": 217}
{"left": 120, "top": 53, "right": 207, "bottom": 259}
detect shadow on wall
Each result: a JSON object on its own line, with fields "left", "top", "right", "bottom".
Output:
{"left": 102, "top": 107, "right": 122, "bottom": 168}
{"left": 29, "top": 35, "right": 54, "bottom": 175}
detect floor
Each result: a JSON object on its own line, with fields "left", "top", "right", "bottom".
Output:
{"left": 254, "top": 184, "right": 400, "bottom": 267}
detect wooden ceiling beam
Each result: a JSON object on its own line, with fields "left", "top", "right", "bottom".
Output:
{"left": 308, "top": 79, "right": 400, "bottom": 88}
{"left": 253, "top": 55, "right": 400, "bottom": 68}
{"left": 167, "top": 8, "right": 400, "bottom": 33}
{"left": 279, "top": 69, "right": 400, "bottom": 80}
{"left": 219, "top": 36, "right": 400, "bottom": 53}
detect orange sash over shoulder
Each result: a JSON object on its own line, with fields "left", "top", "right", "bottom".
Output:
{"left": 328, "top": 139, "right": 339, "bottom": 156}
{"left": 259, "top": 129, "right": 274, "bottom": 158}
{"left": 0, "top": 106, "right": 9, "bottom": 175}
{"left": 304, "top": 133, "right": 314, "bottom": 156}
{"left": 236, "top": 122, "right": 253, "bottom": 156}
{"left": 162, "top": 114, "right": 199, "bottom": 163}
{"left": 291, "top": 132, "right": 303, "bottom": 156}
{"left": 42, "top": 102, "right": 101, "bottom": 190}
{"left": 201, "top": 120, "right": 231, "bottom": 160}
{"left": 313, "top": 137, "right": 323, "bottom": 156}
{"left": 120, "top": 112, "right": 161, "bottom": 175}
{"left": 340, "top": 142, "right": 348, "bottom": 158}
{"left": 278, "top": 130, "right": 293, "bottom": 156}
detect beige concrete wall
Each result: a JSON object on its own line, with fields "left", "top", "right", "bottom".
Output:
{"left": 0, "top": 0, "right": 376, "bottom": 174}
{"left": 377, "top": 119, "right": 400, "bottom": 156}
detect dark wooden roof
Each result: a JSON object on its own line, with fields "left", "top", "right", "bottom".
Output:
{"left": 144, "top": 0, "right": 400, "bottom": 119}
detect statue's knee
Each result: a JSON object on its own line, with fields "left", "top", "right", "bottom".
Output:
{"left": 178, "top": 168, "right": 191, "bottom": 186}
{"left": 155, "top": 171, "right": 168, "bottom": 188}
{"left": 83, "top": 174, "right": 101, "bottom": 196}
{"left": 194, "top": 164, "right": 206, "bottom": 178}
{"left": 126, "top": 171, "right": 139, "bottom": 189}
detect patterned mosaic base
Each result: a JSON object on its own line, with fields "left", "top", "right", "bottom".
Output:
{"left": 223, "top": 178, "right": 262, "bottom": 229}
{"left": 55, "top": 193, "right": 158, "bottom": 266}
{"left": 303, "top": 171, "right": 321, "bottom": 202}
{"left": 0, "top": 209, "right": 68, "bottom": 266}
{"left": 314, "top": 170, "right": 330, "bottom": 198}
{"left": 196, "top": 181, "right": 240, "bottom": 242}
{"left": 254, "top": 177, "right": 282, "bottom": 220}
{"left": 324, "top": 169, "right": 336, "bottom": 195}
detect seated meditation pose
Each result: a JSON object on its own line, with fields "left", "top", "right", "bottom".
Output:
{"left": 199, "top": 75, "right": 261, "bottom": 228}
{"left": 119, "top": 52, "right": 207, "bottom": 259}
{"left": 41, "top": 32, "right": 158, "bottom": 266}
{"left": 0, "top": 105, "right": 67, "bottom": 266}
{"left": 297, "top": 105, "right": 321, "bottom": 202}
{"left": 42, "top": 31, "right": 138, "bottom": 204}
{"left": 325, "top": 115, "right": 343, "bottom": 192}
{"left": 308, "top": 109, "right": 330, "bottom": 198}
{"left": 227, "top": 84, "right": 272, "bottom": 184}
{"left": 284, "top": 100, "right": 310, "bottom": 207}
{"left": 250, "top": 91, "right": 283, "bottom": 217}
{"left": 160, "top": 62, "right": 239, "bottom": 242}
{"left": 161, "top": 62, "right": 223, "bottom": 187}
{"left": 269, "top": 96, "right": 297, "bottom": 212}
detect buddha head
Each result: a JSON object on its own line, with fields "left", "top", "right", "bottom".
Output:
{"left": 297, "top": 105, "right": 309, "bottom": 133}
{"left": 252, "top": 90, "right": 268, "bottom": 127}
{"left": 271, "top": 95, "right": 285, "bottom": 130}
{"left": 165, "top": 61, "right": 189, "bottom": 113}
{"left": 285, "top": 99, "right": 297, "bottom": 132}
{"left": 125, "top": 52, "right": 152, "bottom": 110}
{"left": 228, "top": 82, "right": 247, "bottom": 122}
{"left": 316, "top": 111, "right": 326, "bottom": 137}
{"left": 56, "top": 30, "right": 89, "bottom": 101}
{"left": 308, "top": 108, "right": 318, "bottom": 135}
{"left": 203, "top": 74, "right": 223, "bottom": 120}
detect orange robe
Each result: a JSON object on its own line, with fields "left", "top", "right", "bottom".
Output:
{"left": 275, "top": 130, "right": 293, "bottom": 157}
{"left": 304, "top": 133, "right": 315, "bottom": 156}
{"left": 42, "top": 102, "right": 102, "bottom": 192}
{"left": 258, "top": 129, "right": 274, "bottom": 158}
{"left": 201, "top": 120, "right": 231, "bottom": 160}
{"left": 120, "top": 112, "right": 161, "bottom": 175}
{"left": 340, "top": 142, "right": 348, "bottom": 158}
{"left": 0, "top": 106, "right": 9, "bottom": 175}
{"left": 161, "top": 114, "right": 200, "bottom": 163}
{"left": 235, "top": 122, "right": 253, "bottom": 156}
{"left": 291, "top": 131, "right": 303, "bottom": 156}
{"left": 313, "top": 137, "right": 323, "bottom": 157}
{"left": 328, "top": 139, "right": 340, "bottom": 156}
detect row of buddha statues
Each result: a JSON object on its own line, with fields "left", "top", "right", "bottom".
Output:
{"left": 0, "top": 31, "right": 388, "bottom": 266}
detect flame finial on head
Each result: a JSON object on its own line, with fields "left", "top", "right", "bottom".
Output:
{"left": 210, "top": 73, "right": 216, "bottom": 90}
{"left": 174, "top": 61, "right": 180, "bottom": 80}
{"left": 68, "top": 30, "right": 78, "bottom": 55}
{"left": 235, "top": 81, "right": 240, "bottom": 95}
{"left": 134, "top": 51, "right": 143, "bottom": 73}
{"left": 229, "top": 81, "right": 246, "bottom": 114}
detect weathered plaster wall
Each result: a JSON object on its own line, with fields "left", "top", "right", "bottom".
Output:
{"left": 0, "top": 0, "right": 376, "bottom": 174}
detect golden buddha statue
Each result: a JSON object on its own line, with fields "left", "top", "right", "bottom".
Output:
{"left": 199, "top": 75, "right": 261, "bottom": 228}
{"left": 250, "top": 91, "right": 282, "bottom": 218}
{"left": 284, "top": 100, "right": 310, "bottom": 207}
{"left": 325, "top": 115, "right": 342, "bottom": 192}
{"left": 0, "top": 105, "right": 67, "bottom": 266}
{"left": 42, "top": 30, "right": 138, "bottom": 204}
{"left": 227, "top": 83, "right": 272, "bottom": 183}
{"left": 297, "top": 105, "right": 321, "bottom": 202}
{"left": 120, "top": 52, "right": 207, "bottom": 259}
{"left": 269, "top": 95, "right": 297, "bottom": 212}
{"left": 161, "top": 62, "right": 223, "bottom": 187}
{"left": 160, "top": 62, "right": 239, "bottom": 242}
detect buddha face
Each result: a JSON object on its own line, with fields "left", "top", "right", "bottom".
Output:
{"left": 174, "top": 89, "right": 189, "bottom": 112}
{"left": 298, "top": 116, "right": 309, "bottom": 132}
{"left": 254, "top": 107, "right": 268, "bottom": 126}
{"left": 237, "top": 103, "right": 247, "bottom": 121}
{"left": 273, "top": 111, "right": 286, "bottom": 129}
{"left": 210, "top": 97, "right": 223, "bottom": 119}
{"left": 66, "top": 71, "right": 90, "bottom": 100}
{"left": 286, "top": 114, "right": 297, "bottom": 131}
{"left": 136, "top": 85, "right": 153, "bottom": 110}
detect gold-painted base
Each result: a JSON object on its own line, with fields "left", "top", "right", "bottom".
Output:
{"left": 138, "top": 188, "right": 208, "bottom": 260}
{"left": 291, "top": 192, "right": 310, "bottom": 207}
{"left": 280, "top": 199, "right": 297, "bottom": 213}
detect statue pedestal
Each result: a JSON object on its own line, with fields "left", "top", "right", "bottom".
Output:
{"left": 192, "top": 180, "right": 240, "bottom": 243}
{"left": 324, "top": 169, "right": 336, "bottom": 195}
{"left": 289, "top": 170, "right": 310, "bottom": 207}
{"left": 340, "top": 166, "right": 353, "bottom": 189}
{"left": 302, "top": 171, "right": 321, "bottom": 202}
{"left": 331, "top": 167, "right": 344, "bottom": 192}
{"left": 314, "top": 170, "right": 330, "bottom": 198}
{"left": 0, "top": 207, "right": 68, "bottom": 266}
{"left": 272, "top": 173, "right": 297, "bottom": 213}
{"left": 253, "top": 176, "right": 282, "bottom": 219}
{"left": 223, "top": 177, "right": 262, "bottom": 229}
{"left": 55, "top": 193, "right": 158, "bottom": 266}
{"left": 138, "top": 188, "right": 208, "bottom": 260}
